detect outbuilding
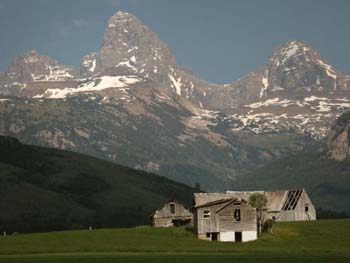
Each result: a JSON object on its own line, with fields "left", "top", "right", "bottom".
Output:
{"left": 151, "top": 200, "right": 193, "bottom": 227}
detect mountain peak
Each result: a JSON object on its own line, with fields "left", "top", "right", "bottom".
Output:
{"left": 25, "top": 48, "right": 39, "bottom": 56}
{"left": 19, "top": 49, "right": 42, "bottom": 64}
{"left": 112, "top": 11, "right": 135, "bottom": 18}
{"left": 233, "top": 40, "right": 350, "bottom": 102}
{"left": 107, "top": 11, "right": 139, "bottom": 27}
{"left": 93, "top": 10, "right": 178, "bottom": 81}
{"left": 115, "top": 10, "right": 130, "bottom": 16}
{"left": 271, "top": 40, "right": 319, "bottom": 65}
{"left": 103, "top": 10, "right": 149, "bottom": 44}
{"left": 1, "top": 48, "right": 77, "bottom": 93}
{"left": 282, "top": 40, "right": 308, "bottom": 48}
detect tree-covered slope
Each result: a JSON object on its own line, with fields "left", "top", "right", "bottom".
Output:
{"left": 0, "top": 136, "right": 197, "bottom": 233}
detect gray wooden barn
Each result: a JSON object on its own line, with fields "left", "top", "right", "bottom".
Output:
{"left": 226, "top": 189, "right": 316, "bottom": 222}
{"left": 151, "top": 200, "right": 193, "bottom": 227}
{"left": 193, "top": 194, "right": 257, "bottom": 242}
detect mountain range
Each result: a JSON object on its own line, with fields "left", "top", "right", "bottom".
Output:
{"left": 1, "top": 11, "right": 350, "bottom": 192}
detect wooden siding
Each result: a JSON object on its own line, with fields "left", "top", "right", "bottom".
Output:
{"left": 195, "top": 200, "right": 257, "bottom": 236}
{"left": 153, "top": 218, "right": 173, "bottom": 227}
{"left": 218, "top": 202, "right": 257, "bottom": 232}
{"left": 152, "top": 200, "right": 193, "bottom": 227}
{"left": 196, "top": 203, "right": 222, "bottom": 235}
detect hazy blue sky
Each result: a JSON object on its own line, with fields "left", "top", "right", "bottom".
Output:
{"left": 0, "top": 0, "right": 349, "bottom": 83}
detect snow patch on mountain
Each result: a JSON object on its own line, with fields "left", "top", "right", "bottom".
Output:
{"left": 116, "top": 60, "right": 137, "bottom": 72}
{"left": 82, "top": 58, "right": 96, "bottom": 73}
{"left": 33, "top": 75, "right": 142, "bottom": 99}
{"left": 247, "top": 98, "right": 294, "bottom": 108}
{"left": 280, "top": 41, "right": 301, "bottom": 64}
{"left": 130, "top": 55, "right": 136, "bottom": 63}
{"left": 228, "top": 95, "right": 350, "bottom": 138}
{"left": 168, "top": 74, "right": 183, "bottom": 95}
{"left": 304, "top": 96, "right": 329, "bottom": 102}
{"left": 24, "top": 57, "right": 39, "bottom": 63}
{"left": 260, "top": 69, "right": 269, "bottom": 98}
{"left": 30, "top": 65, "right": 74, "bottom": 81}
{"left": 317, "top": 59, "right": 336, "bottom": 76}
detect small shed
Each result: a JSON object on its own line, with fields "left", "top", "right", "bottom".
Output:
{"left": 193, "top": 195, "right": 257, "bottom": 242}
{"left": 151, "top": 200, "right": 193, "bottom": 227}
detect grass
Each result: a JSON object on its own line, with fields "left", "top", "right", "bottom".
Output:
{"left": 0, "top": 220, "right": 349, "bottom": 262}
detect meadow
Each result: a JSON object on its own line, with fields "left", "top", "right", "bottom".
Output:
{"left": 0, "top": 219, "right": 349, "bottom": 262}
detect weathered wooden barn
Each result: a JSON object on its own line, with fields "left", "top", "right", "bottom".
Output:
{"left": 151, "top": 200, "right": 193, "bottom": 227}
{"left": 225, "top": 189, "right": 316, "bottom": 221}
{"left": 193, "top": 194, "right": 257, "bottom": 242}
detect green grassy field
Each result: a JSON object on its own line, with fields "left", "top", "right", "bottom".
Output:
{"left": 0, "top": 219, "right": 349, "bottom": 262}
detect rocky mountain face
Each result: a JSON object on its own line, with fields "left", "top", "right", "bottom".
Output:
{"left": 90, "top": 11, "right": 215, "bottom": 104}
{"left": 230, "top": 40, "right": 350, "bottom": 104}
{"left": 324, "top": 111, "right": 350, "bottom": 161}
{"left": 0, "top": 49, "right": 78, "bottom": 97}
{"left": 218, "top": 41, "right": 350, "bottom": 139}
{"left": 0, "top": 11, "right": 349, "bottom": 190}
{"left": 94, "top": 11, "right": 178, "bottom": 79}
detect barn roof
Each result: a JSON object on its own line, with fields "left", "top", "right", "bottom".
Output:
{"left": 194, "top": 197, "right": 234, "bottom": 208}
{"left": 215, "top": 198, "right": 247, "bottom": 213}
{"left": 194, "top": 189, "right": 305, "bottom": 212}
{"left": 194, "top": 193, "right": 233, "bottom": 207}
{"left": 193, "top": 195, "right": 248, "bottom": 214}
{"left": 266, "top": 190, "right": 289, "bottom": 212}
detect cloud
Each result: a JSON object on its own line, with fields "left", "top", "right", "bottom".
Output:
{"left": 107, "top": 0, "right": 143, "bottom": 8}
{"left": 57, "top": 24, "right": 71, "bottom": 37}
{"left": 56, "top": 18, "right": 90, "bottom": 37}
{"left": 72, "top": 19, "right": 89, "bottom": 28}
{"left": 107, "top": 0, "right": 122, "bottom": 8}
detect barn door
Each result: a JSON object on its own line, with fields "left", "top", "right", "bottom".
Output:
{"left": 211, "top": 232, "right": 219, "bottom": 241}
{"left": 235, "top": 232, "right": 242, "bottom": 242}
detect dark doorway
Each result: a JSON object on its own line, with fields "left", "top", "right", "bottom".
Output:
{"left": 170, "top": 203, "right": 175, "bottom": 214}
{"left": 172, "top": 218, "right": 191, "bottom": 227}
{"left": 211, "top": 232, "right": 219, "bottom": 241}
{"left": 235, "top": 232, "right": 242, "bottom": 242}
